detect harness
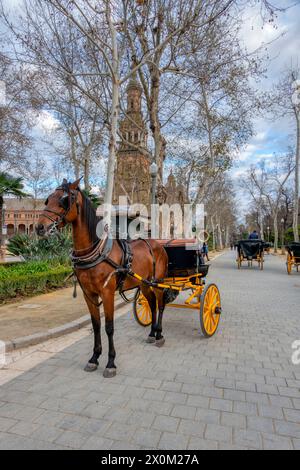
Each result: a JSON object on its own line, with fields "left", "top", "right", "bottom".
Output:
{"left": 71, "top": 236, "right": 154, "bottom": 303}
{"left": 41, "top": 182, "right": 176, "bottom": 307}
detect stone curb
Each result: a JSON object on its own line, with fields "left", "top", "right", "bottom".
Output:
{"left": 2, "top": 253, "right": 223, "bottom": 354}
{"left": 4, "top": 297, "right": 128, "bottom": 353}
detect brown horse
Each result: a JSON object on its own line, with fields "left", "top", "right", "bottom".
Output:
{"left": 37, "top": 179, "right": 168, "bottom": 378}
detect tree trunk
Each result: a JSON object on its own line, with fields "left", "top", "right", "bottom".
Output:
{"left": 70, "top": 131, "right": 80, "bottom": 180}
{"left": 104, "top": 3, "right": 119, "bottom": 231}
{"left": 211, "top": 217, "right": 215, "bottom": 251}
{"left": 293, "top": 110, "right": 300, "bottom": 242}
{"left": 259, "top": 202, "right": 264, "bottom": 241}
{"left": 273, "top": 213, "right": 279, "bottom": 253}
{"left": 83, "top": 146, "right": 91, "bottom": 190}
{"left": 201, "top": 82, "right": 215, "bottom": 169}
{"left": 217, "top": 220, "right": 223, "bottom": 250}
{"left": 225, "top": 226, "right": 230, "bottom": 247}
{"left": 149, "top": 68, "right": 165, "bottom": 181}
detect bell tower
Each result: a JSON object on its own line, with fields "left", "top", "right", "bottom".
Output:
{"left": 113, "top": 74, "right": 151, "bottom": 207}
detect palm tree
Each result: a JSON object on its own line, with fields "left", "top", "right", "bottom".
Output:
{"left": 0, "top": 172, "right": 28, "bottom": 255}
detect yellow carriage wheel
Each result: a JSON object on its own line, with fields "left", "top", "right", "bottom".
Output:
{"left": 133, "top": 289, "right": 153, "bottom": 327}
{"left": 200, "top": 283, "right": 221, "bottom": 338}
{"left": 287, "top": 255, "right": 292, "bottom": 275}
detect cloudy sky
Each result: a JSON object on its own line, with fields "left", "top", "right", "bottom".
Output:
{"left": 234, "top": 0, "right": 300, "bottom": 174}
{"left": 2, "top": 0, "right": 299, "bottom": 214}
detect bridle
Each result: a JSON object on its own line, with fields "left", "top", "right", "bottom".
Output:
{"left": 42, "top": 185, "right": 79, "bottom": 235}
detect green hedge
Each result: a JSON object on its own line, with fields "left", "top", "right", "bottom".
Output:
{"left": 0, "top": 261, "right": 72, "bottom": 302}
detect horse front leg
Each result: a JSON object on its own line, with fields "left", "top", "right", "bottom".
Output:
{"left": 102, "top": 291, "right": 117, "bottom": 378}
{"left": 84, "top": 295, "right": 102, "bottom": 372}
{"left": 155, "top": 291, "right": 166, "bottom": 348}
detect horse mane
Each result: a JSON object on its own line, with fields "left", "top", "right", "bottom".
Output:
{"left": 79, "top": 189, "right": 100, "bottom": 244}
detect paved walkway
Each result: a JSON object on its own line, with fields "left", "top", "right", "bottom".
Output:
{"left": 0, "top": 251, "right": 299, "bottom": 450}
{"left": 0, "top": 288, "right": 88, "bottom": 341}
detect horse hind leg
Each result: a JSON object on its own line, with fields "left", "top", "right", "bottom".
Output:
{"left": 142, "top": 287, "right": 157, "bottom": 344}
{"left": 84, "top": 295, "right": 102, "bottom": 372}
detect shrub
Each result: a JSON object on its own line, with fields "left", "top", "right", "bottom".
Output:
{"left": 285, "top": 226, "right": 300, "bottom": 245}
{"left": 0, "top": 261, "right": 72, "bottom": 302}
{"left": 7, "top": 230, "right": 72, "bottom": 264}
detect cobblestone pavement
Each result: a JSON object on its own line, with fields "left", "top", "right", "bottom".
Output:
{"left": 0, "top": 251, "right": 300, "bottom": 450}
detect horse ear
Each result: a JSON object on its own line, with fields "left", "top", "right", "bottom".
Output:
{"left": 69, "top": 177, "right": 83, "bottom": 190}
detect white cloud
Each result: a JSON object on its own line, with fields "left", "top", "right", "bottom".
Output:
{"left": 34, "top": 110, "right": 59, "bottom": 133}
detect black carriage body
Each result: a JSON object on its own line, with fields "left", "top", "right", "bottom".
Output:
{"left": 286, "top": 242, "right": 300, "bottom": 261}
{"left": 164, "top": 243, "right": 209, "bottom": 278}
{"left": 237, "top": 240, "right": 264, "bottom": 260}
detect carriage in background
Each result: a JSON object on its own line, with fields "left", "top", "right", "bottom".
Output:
{"left": 134, "top": 240, "right": 222, "bottom": 338}
{"left": 286, "top": 242, "right": 300, "bottom": 275}
{"left": 236, "top": 239, "right": 265, "bottom": 270}
{"left": 263, "top": 242, "right": 272, "bottom": 254}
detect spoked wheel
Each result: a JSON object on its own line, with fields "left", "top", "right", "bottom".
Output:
{"left": 200, "top": 283, "right": 221, "bottom": 338}
{"left": 287, "top": 255, "right": 292, "bottom": 275}
{"left": 133, "top": 289, "right": 153, "bottom": 327}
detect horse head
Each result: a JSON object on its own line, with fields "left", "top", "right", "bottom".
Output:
{"left": 36, "top": 178, "right": 82, "bottom": 237}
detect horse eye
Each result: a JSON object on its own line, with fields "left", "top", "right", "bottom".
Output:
{"left": 44, "top": 198, "right": 49, "bottom": 206}
{"left": 59, "top": 194, "right": 69, "bottom": 210}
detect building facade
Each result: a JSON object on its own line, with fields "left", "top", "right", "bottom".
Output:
{"left": 113, "top": 75, "right": 151, "bottom": 208}
{"left": 3, "top": 199, "right": 45, "bottom": 238}
{"left": 113, "top": 74, "right": 188, "bottom": 214}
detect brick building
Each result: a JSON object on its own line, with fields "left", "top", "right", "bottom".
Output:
{"left": 113, "top": 74, "right": 188, "bottom": 209}
{"left": 113, "top": 74, "right": 152, "bottom": 207}
{"left": 3, "top": 199, "right": 44, "bottom": 238}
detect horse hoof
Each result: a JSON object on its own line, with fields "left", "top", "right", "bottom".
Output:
{"left": 156, "top": 338, "right": 165, "bottom": 348}
{"left": 84, "top": 362, "right": 98, "bottom": 372}
{"left": 103, "top": 368, "right": 117, "bottom": 378}
{"left": 146, "top": 336, "right": 156, "bottom": 344}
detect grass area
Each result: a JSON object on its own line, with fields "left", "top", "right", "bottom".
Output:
{"left": 0, "top": 260, "right": 72, "bottom": 303}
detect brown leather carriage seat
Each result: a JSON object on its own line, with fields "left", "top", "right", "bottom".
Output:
{"left": 155, "top": 239, "right": 208, "bottom": 277}
{"left": 156, "top": 239, "right": 198, "bottom": 248}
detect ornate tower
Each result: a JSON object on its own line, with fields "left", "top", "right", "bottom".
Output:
{"left": 113, "top": 75, "right": 151, "bottom": 207}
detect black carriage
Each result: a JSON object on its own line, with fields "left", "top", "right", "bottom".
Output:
{"left": 236, "top": 239, "right": 264, "bottom": 270}
{"left": 133, "top": 240, "right": 222, "bottom": 338}
{"left": 286, "top": 242, "right": 300, "bottom": 275}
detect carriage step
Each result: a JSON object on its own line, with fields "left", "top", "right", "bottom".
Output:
{"left": 215, "top": 307, "right": 222, "bottom": 315}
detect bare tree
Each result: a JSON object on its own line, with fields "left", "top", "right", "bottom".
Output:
{"left": 267, "top": 67, "right": 300, "bottom": 241}
{"left": 244, "top": 154, "right": 294, "bottom": 251}
{"left": 0, "top": 51, "right": 32, "bottom": 170}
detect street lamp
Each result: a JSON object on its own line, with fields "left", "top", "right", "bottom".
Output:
{"left": 267, "top": 226, "right": 270, "bottom": 243}
{"left": 150, "top": 161, "right": 158, "bottom": 205}
{"left": 150, "top": 161, "right": 158, "bottom": 238}
{"left": 281, "top": 218, "right": 285, "bottom": 255}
